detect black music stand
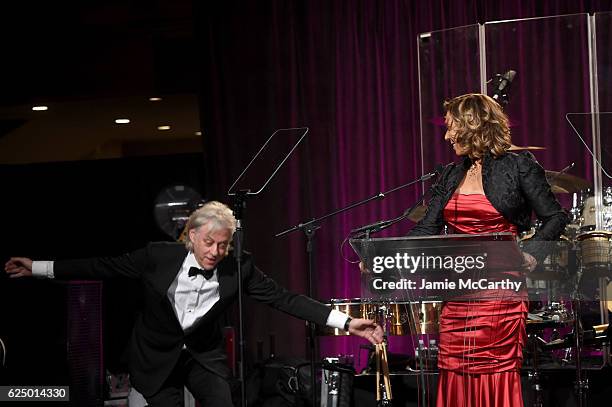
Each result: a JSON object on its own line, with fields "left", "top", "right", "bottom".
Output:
{"left": 227, "top": 127, "right": 309, "bottom": 407}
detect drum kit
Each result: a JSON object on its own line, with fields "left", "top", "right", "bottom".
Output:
{"left": 318, "top": 146, "right": 612, "bottom": 406}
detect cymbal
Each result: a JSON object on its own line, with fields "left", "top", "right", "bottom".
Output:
{"left": 429, "top": 117, "right": 520, "bottom": 127}
{"left": 508, "top": 144, "right": 546, "bottom": 151}
{"left": 545, "top": 171, "right": 590, "bottom": 193}
{"left": 407, "top": 204, "right": 427, "bottom": 222}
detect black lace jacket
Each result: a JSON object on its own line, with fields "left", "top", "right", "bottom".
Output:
{"left": 409, "top": 151, "right": 568, "bottom": 258}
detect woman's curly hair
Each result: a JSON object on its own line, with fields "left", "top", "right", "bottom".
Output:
{"left": 443, "top": 93, "right": 512, "bottom": 159}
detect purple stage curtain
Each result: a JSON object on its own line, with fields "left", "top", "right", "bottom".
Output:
{"left": 196, "top": 1, "right": 612, "bottom": 363}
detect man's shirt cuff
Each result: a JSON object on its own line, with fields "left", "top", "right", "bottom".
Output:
{"left": 326, "top": 309, "right": 350, "bottom": 330}
{"left": 32, "top": 261, "right": 54, "bottom": 279}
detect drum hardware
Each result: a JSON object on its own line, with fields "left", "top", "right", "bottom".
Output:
{"left": 576, "top": 231, "right": 612, "bottom": 277}
{"left": 604, "top": 280, "right": 612, "bottom": 314}
{"left": 540, "top": 324, "right": 610, "bottom": 351}
{"left": 572, "top": 187, "right": 612, "bottom": 233}
{"left": 580, "top": 195, "right": 596, "bottom": 232}
{"left": 572, "top": 279, "right": 589, "bottom": 407}
{"left": 320, "top": 356, "right": 354, "bottom": 407}
{"left": 406, "top": 203, "right": 427, "bottom": 223}
{"left": 411, "top": 338, "right": 438, "bottom": 370}
{"left": 578, "top": 188, "right": 592, "bottom": 208}
{"left": 527, "top": 332, "right": 546, "bottom": 407}
{"left": 570, "top": 192, "right": 582, "bottom": 224}
{"left": 545, "top": 171, "right": 590, "bottom": 194}
{"left": 507, "top": 144, "right": 546, "bottom": 151}
{"left": 562, "top": 241, "right": 590, "bottom": 407}
{"left": 603, "top": 187, "right": 612, "bottom": 206}
{"left": 543, "top": 302, "right": 572, "bottom": 321}
{"left": 527, "top": 302, "right": 574, "bottom": 331}
{"left": 602, "top": 187, "right": 612, "bottom": 231}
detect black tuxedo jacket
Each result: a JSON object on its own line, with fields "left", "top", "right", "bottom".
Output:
{"left": 54, "top": 242, "right": 332, "bottom": 396}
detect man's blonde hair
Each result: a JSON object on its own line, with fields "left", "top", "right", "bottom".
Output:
{"left": 185, "top": 201, "right": 236, "bottom": 251}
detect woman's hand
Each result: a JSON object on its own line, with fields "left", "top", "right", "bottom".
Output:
{"left": 522, "top": 252, "right": 537, "bottom": 272}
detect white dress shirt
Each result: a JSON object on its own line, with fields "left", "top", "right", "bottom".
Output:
{"left": 168, "top": 252, "right": 220, "bottom": 332}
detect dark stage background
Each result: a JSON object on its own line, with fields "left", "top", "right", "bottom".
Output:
{"left": 0, "top": 154, "right": 206, "bottom": 405}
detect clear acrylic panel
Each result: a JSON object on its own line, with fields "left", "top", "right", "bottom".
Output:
{"left": 596, "top": 12, "right": 612, "bottom": 113}
{"left": 485, "top": 14, "right": 592, "bottom": 186}
{"left": 566, "top": 113, "right": 612, "bottom": 231}
{"left": 418, "top": 24, "right": 481, "bottom": 175}
{"left": 418, "top": 15, "right": 593, "bottom": 211}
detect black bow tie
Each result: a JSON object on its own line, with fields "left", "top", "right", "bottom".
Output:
{"left": 188, "top": 266, "right": 215, "bottom": 280}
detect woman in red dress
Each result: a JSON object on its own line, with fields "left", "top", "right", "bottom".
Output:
{"left": 409, "top": 93, "right": 567, "bottom": 406}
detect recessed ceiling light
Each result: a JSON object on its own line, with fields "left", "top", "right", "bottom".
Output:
{"left": 149, "top": 97, "right": 162, "bottom": 102}
{"left": 115, "top": 118, "right": 130, "bottom": 124}
{"left": 157, "top": 125, "right": 171, "bottom": 131}
{"left": 195, "top": 131, "right": 202, "bottom": 136}
{"left": 32, "top": 105, "right": 48, "bottom": 111}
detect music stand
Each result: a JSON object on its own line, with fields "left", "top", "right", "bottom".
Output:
{"left": 227, "top": 127, "right": 309, "bottom": 407}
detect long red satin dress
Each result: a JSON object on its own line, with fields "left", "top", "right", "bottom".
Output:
{"left": 437, "top": 193, "right": 527, "bottom": 407}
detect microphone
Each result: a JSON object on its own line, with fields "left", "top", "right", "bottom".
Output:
{"left": 350, "top": 164, "right": 444, "bottom": 235}
{"left": 419, "top": 163, "right": 445, "bottom": 183}
{"left": 402, "top": 164, "right": 444, "bottom": 217}
{"left": 419, "top": 164, "right": 445, "bottom": 181}
{"left": 491, "top": 70, "right": 516, "bottom": 104}
{"left": 432, "top": 163, "right": 445, "bottom": 177}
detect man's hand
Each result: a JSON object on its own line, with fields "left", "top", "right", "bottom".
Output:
{"left": 348, "top": 318, "right": 384, "bottom": 345}
{"left": 5, "top": 257, "right": 34, "bottom": 278}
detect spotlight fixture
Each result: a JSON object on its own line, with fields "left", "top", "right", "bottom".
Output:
{"left": 115, "top": 118, "right": 130, "bottom": 124}
{"left": 32, "top": 106, "right": 48, "bottom": 111}
{"left": 149, "top": 97, "right": 162, "bottom": 102}
{"left": 195, "top": 131, "right": 202, "bottom": 136}
{"left": 157, "top": 125, "right": 171, "bottom": 131}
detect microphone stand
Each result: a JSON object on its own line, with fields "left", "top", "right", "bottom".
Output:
{"left": 350, "top": 194, "right": 431, "bottom": 238}
{"left": 349, "top": 179, "right": 443, "bottom": 406}
{"left": 232, "top": 191, "right": 248, "bottom": 407}
{"left": 276, "top": 169, "right": 440, "bottom": 407}
{"left": 276, "top": 169, "right": 439, "bottom": 239}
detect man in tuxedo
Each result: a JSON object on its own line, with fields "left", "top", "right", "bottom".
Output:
{"left": 5, "top": 201, "right": 382, "bottom": 407}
